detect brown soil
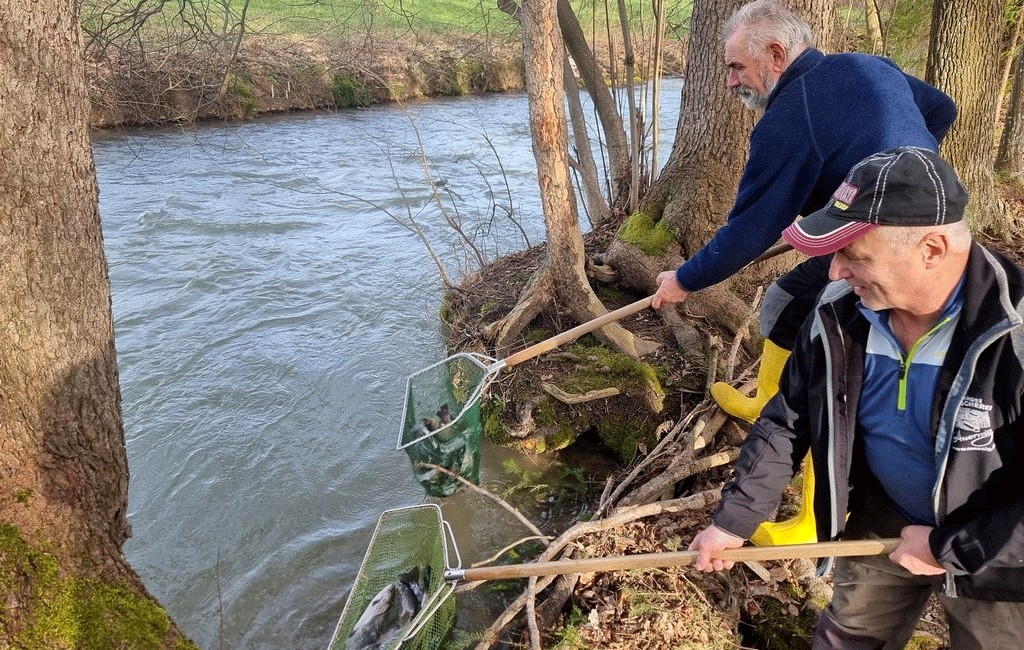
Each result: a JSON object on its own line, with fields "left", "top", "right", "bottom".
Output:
{"left": 444, "top": 188, "right": 1024, "bottom": 649}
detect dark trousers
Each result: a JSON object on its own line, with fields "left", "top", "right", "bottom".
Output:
{"left": 760, "top": 255, "right": 833, "bottom": 349}
{"left": 813, "top": 485, "right": 1024, "bottom": 649}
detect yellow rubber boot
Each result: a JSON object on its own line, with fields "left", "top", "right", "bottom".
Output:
{"left": 749, "top": 453, "right": 817, "bottom": 546}
{"left": 710, "top": 339, "right": 791, "bottom": 424}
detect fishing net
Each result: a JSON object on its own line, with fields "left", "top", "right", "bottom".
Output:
{"left": 329, "top": 505, "right": 457, "bottom": 650}
{"left": 399, "top": 353, "right": 494, "bottom": 497}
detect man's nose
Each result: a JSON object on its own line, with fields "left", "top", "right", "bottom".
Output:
{"left": 727, "top": 70, "right": 740, "bottom": 88}
{"left": 829, "top": 256, "right": 848, "bottom": 281}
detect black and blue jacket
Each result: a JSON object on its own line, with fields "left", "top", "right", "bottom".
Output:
{"left": 714, "top": 243, "right": 1024, "bottom": 601}
{"left": 676, "top": 48, "right": 956, "bottom": 292}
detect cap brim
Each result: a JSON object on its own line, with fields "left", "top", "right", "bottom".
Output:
{"left": 782, "top": 210, "right": 878, "bottom": 256}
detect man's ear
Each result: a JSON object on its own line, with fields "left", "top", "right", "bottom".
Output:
{"left": 767, "top": 42, "right": 789, "bottom": 73}
{"left": 920, "top": 231, "right": 949, "bottom": 268}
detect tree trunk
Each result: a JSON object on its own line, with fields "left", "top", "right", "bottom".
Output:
{"left": 927, "top": 0, "right": 1006, "bottom": 234}
{"left": 485, "top": 0, "right": 656, "bottom": 359}
{"left": 0, "top": 0, "right": 193, "bottom": 646}
{"left": 996, "top": 0, "right": 1024, "bottom": 122}
{"left": 996, "top": 40, "right": 1024, "bottom": 179}
{"left": 498, "top": 0, "right": 634, "bottom": 217}
{"left": 865, "top": 0, "right": 885, "bottom": 54}
{"left": 564, "top": 56, "right": 612, "bottom": 226}
{"left": 556, "top": 0, "right": 633, "bottom": 212}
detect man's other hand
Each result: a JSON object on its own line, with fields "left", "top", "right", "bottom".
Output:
{"left": 890, "top": 525, "right": 946, "bottom": 576}
{"left": 688, "top": 524, "right": 745, "bottom": 573}
{"left": 652, "top": 271, "right": 690, "bottom": 309}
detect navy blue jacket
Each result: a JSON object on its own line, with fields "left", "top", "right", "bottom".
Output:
{"left": 715, "top": 244, "right": 1024, "bottom": 601}
{"left": 676, "top": 48, "right": 956, "bottom": 292}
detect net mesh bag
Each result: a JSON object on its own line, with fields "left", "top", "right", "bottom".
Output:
{"left": 399, "top": 353, "right": 491, "bottom": 497}
{"left": 329, "top": 505, "right": 456, "bottom": 649}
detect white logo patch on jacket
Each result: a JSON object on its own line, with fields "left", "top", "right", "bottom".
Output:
{"left": 953, "top": 396, "right": 996, "bottom": 452}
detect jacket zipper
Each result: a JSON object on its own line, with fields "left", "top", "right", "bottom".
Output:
{"left": 896, "top": 316, "right": 953, "bottom": 411}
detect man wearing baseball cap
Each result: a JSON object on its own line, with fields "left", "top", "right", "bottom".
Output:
{"left": 688, "top": 147, "right": 1024, "bottom": 648}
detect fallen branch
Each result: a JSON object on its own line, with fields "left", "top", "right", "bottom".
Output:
{"left": 417, "top": 463, "right": 544, "bottom": 537}
{"left": 542, "top": 382, "right": 620, "bottom": 404}
{"left": 595, "top": 418, "right": 680, "bottom": 518}
{"left": 725, "top": 286, "right": 763, "bottom": 382}
{"left": 616, "top": 448, "right": 740, "bottom": 508}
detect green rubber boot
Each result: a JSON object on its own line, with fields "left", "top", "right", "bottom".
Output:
{"left": 710, "top": 339, "right": 791, "bottom": 424}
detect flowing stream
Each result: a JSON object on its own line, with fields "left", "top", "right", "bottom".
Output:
{"left": 93, "top": 79, "right": 682, "bottom": 649}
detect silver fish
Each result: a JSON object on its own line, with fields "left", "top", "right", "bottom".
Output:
{"left": 346, "top": 583, "right": 399, "bottom": 649}
{"left": 345, "top": 567, "right": 432, "bottom": 650}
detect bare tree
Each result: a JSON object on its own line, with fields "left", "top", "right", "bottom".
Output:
{"left": 0, "top": 0, "right": 194, "bottom": 646}
{"left": 865, "top": 0, "right": 885, "bottom": 53}
{"left": 996, "top": 0, "right": 1024, "bottom": 120}
{"left": 484, "top": 0, "right": 656, "bottom": 358}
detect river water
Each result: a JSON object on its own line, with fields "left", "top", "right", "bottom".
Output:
{"left": 93, "top": 80, "right": 681, "bottom": 649}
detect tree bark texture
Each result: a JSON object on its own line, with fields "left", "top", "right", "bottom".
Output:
{"left": 0, "top": 0, "right": 189, "bottom": 645}
{"left": 563, "top": 55, "right": 612, "bottom": 226}
{"left": 997, "top": 41, "right": 1024, "bottom": 179}
{"left": 927, "top": 0, "right": 1006, "bottom": 233}
{"left": 638, "top": 0, "right": 755, "bottom": 258}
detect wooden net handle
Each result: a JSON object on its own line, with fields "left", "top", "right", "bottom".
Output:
{"left": 499, "top": 241, "right": 793, "bottom": 369}
{"left": 446, "top": 537, "right": 898, "bottom": 582}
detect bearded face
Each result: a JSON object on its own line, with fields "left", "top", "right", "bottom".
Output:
{"left": 734, "top": 63, "right": 778, "bottom": 111}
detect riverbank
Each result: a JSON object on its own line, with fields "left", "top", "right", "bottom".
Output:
{"left": 85, "top": 34, "right": 525, "bottom": 128}
{"left": 85, "top": 32, "right": 685, "bottom": 129}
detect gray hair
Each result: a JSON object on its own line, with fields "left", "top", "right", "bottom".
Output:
{"left": 877, "top": 221, "right": 973, "bottom": 255}
{"left": 723, "top": 0, "right": 815, "bottom": 55}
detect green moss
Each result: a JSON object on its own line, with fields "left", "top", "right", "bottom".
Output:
{"left": 904, "top": 634, "right": 945, "bottom": 650}
{"left": 597, "top": 415, "right": 658, "bottom": 464}
{"left": 617, "top": 212, "right": 677, "bottom": 257}
{"left": 478, "top": 300, "right": 501, "bottom": 317}
{"left": 13, "top": 487, "right": 33, "bottom": 505}
{"left": 226, "top": 75, "right": 256, "bottom": 115}
{"left": 543, "top": 423, "right": 577, "bottom": 452}
{"left": 0, "top": 523, "right": 196, "bottom": 649}
{"left": 481, "top": 397, "right": 509, "bottom": 445}
{"left": 330, "top": 73, "right": 372, "bottom": 107}
{"left": 524, "top": 327, "right": 550, "bottom": 344}
{"left": 561, "top": 344, "right": 666, "bottom": 405}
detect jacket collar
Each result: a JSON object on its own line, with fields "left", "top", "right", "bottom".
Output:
{"left": 765, "top": 47, "right": 823, "bottom": 109}
{"left": 959, "top": 242, "right": 1024, "bottom": 335}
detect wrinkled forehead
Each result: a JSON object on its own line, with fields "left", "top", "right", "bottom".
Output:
{"left": 724, "top": 28, "right": 757, "bottom": 64}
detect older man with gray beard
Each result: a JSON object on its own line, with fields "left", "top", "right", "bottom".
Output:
{"left": 652, "top": 1, "right": 956, "bottom": 431}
